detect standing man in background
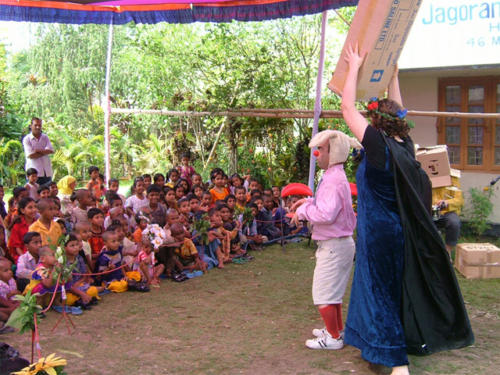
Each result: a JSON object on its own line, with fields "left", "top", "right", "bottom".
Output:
{"left": 22, "top": 117, "right": 54, "bottom": 185}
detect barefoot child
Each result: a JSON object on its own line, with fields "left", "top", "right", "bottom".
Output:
{"left": 170, "top": 223, "right": 207, "bottom": 273}
{"left": 95, "top": 230, "right": 128, "bottom": 292}
{"left": 64, "top": 233, "right": 101, "bottom": 310}
{"left": 137, "top": 237, "right": 165, "bottom": 287}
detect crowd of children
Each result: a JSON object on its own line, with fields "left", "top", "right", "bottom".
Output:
{"left": 0, "top": 155, "right": 308, "bottom": 332}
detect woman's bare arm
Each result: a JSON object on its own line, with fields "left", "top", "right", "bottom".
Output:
{"left": 340, "top": 44, "right": 369, "bottom": 142}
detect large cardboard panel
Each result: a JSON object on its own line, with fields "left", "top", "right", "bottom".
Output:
{"left": 329, "top": 0, "right": 422, "bottom": 100}
{"left": 416, "top": 146, "right": 451, "bottom": 188}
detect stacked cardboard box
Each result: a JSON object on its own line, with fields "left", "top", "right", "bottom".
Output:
{"left": 416, "top": 145, "right": 452, "bottom": 188}
{"left": 455, "top": 243, "right": 500, "bottom": 279}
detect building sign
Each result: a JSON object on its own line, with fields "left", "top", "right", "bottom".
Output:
{"left": 399, "top": 0, "right": 500, "bottom": 69}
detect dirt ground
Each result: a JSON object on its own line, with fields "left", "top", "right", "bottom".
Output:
{"left": 3, "top": 242, "right": 499, "bottom": 375}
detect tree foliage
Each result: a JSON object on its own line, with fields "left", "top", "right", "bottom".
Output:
{"left": 3, "top": 11, "right": 356, "bottom": 186}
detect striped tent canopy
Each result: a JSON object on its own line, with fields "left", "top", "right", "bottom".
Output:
{"left": 0, "top": 0, "right": 357, "bottom": 25}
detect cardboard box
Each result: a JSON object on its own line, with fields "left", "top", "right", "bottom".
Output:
{"left": 416, "top": 145, "right": 452, "bottom": 188}
{"left": 329, "top": 0, "right": 422, "bottom": 100}
{"left": 455, "top": 243, "right": 500, "bottom": 279}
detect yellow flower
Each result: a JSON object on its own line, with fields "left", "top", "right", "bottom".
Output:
{"left": 13, "top": 353, "right": 67, "bottom": 375}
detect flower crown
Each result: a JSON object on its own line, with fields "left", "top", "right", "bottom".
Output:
{"left": 366, "top": 97, "right": 415, "bottom": 129}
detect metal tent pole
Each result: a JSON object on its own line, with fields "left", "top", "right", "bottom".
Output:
{"left": 307, "top": 10, "right": 328, "bottom": 191}
{"left": 103, "top": 18, "right": 114, "bottom": 187}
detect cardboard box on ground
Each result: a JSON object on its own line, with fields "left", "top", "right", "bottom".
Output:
{"left": 416, "top": 145, "right": 453, "bottom": 188}
{"left": 455, "top": 243, "right": 500, "bottom": 279}
{"left": 329, "top": 0, "right": 422, "bottom": 100}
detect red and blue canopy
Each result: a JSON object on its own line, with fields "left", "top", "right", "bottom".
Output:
{"left": 0, "top": 0, "right": 357, "bottom": 25}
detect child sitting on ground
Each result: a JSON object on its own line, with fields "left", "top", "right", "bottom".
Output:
{"left": 240, "top": 203, "right": 265, "bottom": 250}
{"left": 29, "top": 198, "right": 63, "bottom": 249}
{"left": 64, "top": 233, "right": 102, "bottom": 310}
{"left": 163, "top": 187, "right": 178, "bottom": 211}
{"left": 207, "top": 209, "right": 231, "bottom": 268}
{"left": 234, "top": 186, "right": 247, "bottom": 211}
{"left": 108, "top": 222, "right": 138, "bottom": 273}
{"left": 209, "top": 170, "right": 230, "bottom": 204}
{"left": 107, "top": 178, "right": 126, "bottom": 203}
{"left": 25, "top": 168, "right": 39, "bottom": 200}
{"left": 166, "top": 168, "right": 180, "bottom": 189}
{"left": 133, "top": 215, "right": 149, "bottom": 244}
{"left": 218, "top": 204, "right": 244, "bottom": 256}
{"left": 200, "top": 191, "right": 212, "bottom": 212}
{"left": 191, "top": 173, "right": 203, "bottom": 189}
{"left": 187, "top": 193, "right": 203, "bottom": 221}
{"left": 37, "top": 185, "right": 50, "bottom": 199}
{"left": 29, "top": 246, "right": 82, "bottom": 314}
{"left": 125, "top": 177, "right": 149, "bottom": 215}
{"left": 72, "top": 189, "right": 93, "bottom": 226}
{"left": 15, "top": 232, "right": 42, "bottom": 293}
{"left": 74, "top": 222, "right": 93, "bottom": 270}
{"left": 95, "top": 230, "right": 128, "bottom": 292}
{"left": 177, "top": 197, "right": 191, "bottom": 226}
{"left": 170, "top": 223, "right": 207, "bottom": 273}
{"left": 0, "top": 257, "right": 20, "bottom": 334}
{"left": 87, "top": 208, "right": 105, "bottom": 262}
{"left": 192, "top": 184, "right": 204, "bottom": 200}
{"left": 137, "top": 237, "right": 164, "bottom": 287}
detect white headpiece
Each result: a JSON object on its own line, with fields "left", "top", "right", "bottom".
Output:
{"left": 309, "top": 130, "right": 362, "bottom": 167}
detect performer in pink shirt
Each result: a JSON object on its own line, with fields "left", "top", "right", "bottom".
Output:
{"left": 292, "top": 130, "right": 360, "bottom": 350}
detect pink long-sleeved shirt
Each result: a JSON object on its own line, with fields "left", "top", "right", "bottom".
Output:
{"left": 296, "top": 164, "right": 356, "bottom": 241}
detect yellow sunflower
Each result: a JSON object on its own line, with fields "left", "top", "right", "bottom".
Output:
{"left": 13, "top": 353, "right": 67, "bottom": 375}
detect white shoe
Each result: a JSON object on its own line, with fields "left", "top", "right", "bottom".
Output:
{"left": 305, "top": 332, "right": 344, "bottom": 350}
{"left": 312, "top": 327, "right": 344, "bottom": 339}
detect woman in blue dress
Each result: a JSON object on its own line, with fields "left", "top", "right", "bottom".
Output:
{"left": 340, "top": 44, "right": 473, "bottom": 375}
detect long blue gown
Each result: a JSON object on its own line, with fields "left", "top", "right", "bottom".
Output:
{"left": 344, "top": 148, "right": 409, "bottom": 367}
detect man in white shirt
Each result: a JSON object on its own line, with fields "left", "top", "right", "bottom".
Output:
{"left": 22, "top": 117, "right": 54, "bottom": 185}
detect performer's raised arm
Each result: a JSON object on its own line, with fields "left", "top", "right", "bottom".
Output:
{"left": 340, "top": 43, "right": 368, "bottom": 142}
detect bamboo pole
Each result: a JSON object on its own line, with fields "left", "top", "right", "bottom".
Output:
{"left": 103, "top": 19, "right": 114, "bottom": 187}
{"left": 111, "top": 107, "right": 500, "bottom": 119}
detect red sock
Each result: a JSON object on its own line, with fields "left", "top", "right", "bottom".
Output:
{"left": 336, "top": 303, "right": 344, "bottom": 332}
{"left": 318, "top": 305, "right": 340, "bottom": 339}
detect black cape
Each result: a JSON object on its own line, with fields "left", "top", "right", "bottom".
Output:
{"left": 384, "top": 135, "right": 474, "bottom": 356}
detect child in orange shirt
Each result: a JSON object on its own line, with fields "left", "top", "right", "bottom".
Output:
{"left": 209, "top": 170, "right": 229, "bottom": 204}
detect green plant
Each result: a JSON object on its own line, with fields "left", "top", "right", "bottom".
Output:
{"left": 6, "top": 291, "right": 42, "bottom": 334}
{"left": 192, "top": 213, "right": 211, "bottom": 245}
{"left": 462, "top": 187, "right": 494, "bottom": 238}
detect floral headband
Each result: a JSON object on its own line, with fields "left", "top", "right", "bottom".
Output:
{"left": 366, "top": 97, "right": 415, "bottom": 129}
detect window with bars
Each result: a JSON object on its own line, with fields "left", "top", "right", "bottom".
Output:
{"left": 438, "top": 77, "right": 500, "bottom": 171}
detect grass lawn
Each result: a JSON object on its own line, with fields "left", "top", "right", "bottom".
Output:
{"left": 3, "top": 241, "right": 500, "bottom": 375}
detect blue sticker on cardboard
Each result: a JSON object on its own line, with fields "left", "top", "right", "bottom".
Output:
{"left": 370, "top": 70, "right": 384, "bottom": 82}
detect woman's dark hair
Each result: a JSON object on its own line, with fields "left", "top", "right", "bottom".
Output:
{"left": 12, "top": 186, "right": 27, "bottom": 199}
{"left": 167, "top": 169, "right": 179, "bottom": 180}
{"left": 64, "top": 232, "right": 79, "bottom": 246}
{"left": 130, "top": 176, "right": 144, "bottom": 195}
{"left": 18, "top": 197, "right": 35, "bottom": 215}
{"left": 370, "top": 98, "right": 410, "bottom": 138}
{"left": 88, "top": 166, "right": 99, "bottom": 175}
{"left": 191, "top": 184, "right": 204, "bottom": 193}
{"left": 153, "top": 173, "right": 165, "bottom": 183}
